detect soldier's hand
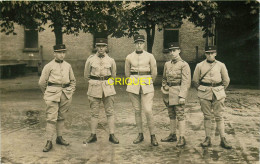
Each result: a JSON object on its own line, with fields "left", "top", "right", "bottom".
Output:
{"left": 179, "top": 98, "right": 185, "bottom": 105}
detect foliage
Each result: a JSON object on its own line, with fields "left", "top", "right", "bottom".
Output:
{"left": 79, "top": 1, "right": 128, "bottom": 38}
{"left": 0, "top": 1, "right": 258, "bottom": 50}
{"left": 124, "top": 1, "right": 193, "bottom": 52}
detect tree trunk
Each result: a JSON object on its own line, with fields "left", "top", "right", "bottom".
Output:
{"left": 54, "top": 23, "right": 63, "bottom": 45}
{"left": 145, "top": 25, "right": 155, "bottom": 53}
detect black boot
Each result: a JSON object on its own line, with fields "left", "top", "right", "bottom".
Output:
{"left": 43, "top": 140, "right": 53, "bottom": 152}
{"left": 201, "top": 137, "right": 211, "bottom": 147}
{"left": 56, "top": 136, "right": 69, "bottom": 146}
{"left": 109, "top": 134, "right": 119, "bottom": 144}
{"left": 161, "top": 133, "right": 177, "bottom": 142}
{"left": 220, "top": 137, "right": 232, "bottom": 149}
{"left": 176, "top": 136, "right": 186, "bottom": 147}
{"left": 133, "top": 133, "right": 144, "bottom": 144}
{"left": 151, "top": 134, "right": 158, "bottom": 146}
{"left": 83, "top": 133, "right": 97, "bottom": 144}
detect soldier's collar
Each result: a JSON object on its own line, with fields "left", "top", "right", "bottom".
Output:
{"left": 171, "top": 57, "right": 182, "bottom": 63}
{"left": 136, "top": 50, "right": 143, "bottom": 54}
{"left": 55, "top": 59, "right": 63, "bottom": 63}
{"left": 96, "top": 53, "right": 106, "bottom": 58}
{"left": 206, "top": 60, "right": 216, "bottom": 63}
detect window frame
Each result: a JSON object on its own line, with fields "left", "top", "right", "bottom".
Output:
{"left": 163, "top": 28, "right": 180, "bottom": 53}
{"left": 23, "top": 27, "right": 39, "bottom": 52}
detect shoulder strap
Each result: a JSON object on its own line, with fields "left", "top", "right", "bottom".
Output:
{"left": 199, "top": 62, "right": 217, "bottom": 82}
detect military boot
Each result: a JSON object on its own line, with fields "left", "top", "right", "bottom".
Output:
{"left": 56, "top": 136, "right": 70, "bottom": 146}
{"left": 176, "top": 136, "right": 186, "bottom": 147}
{"left": 201, "top": 136, "right": 211, "bottom": 147}
{"left": 109, "top": 134, "right": 119, "bottom": 144}
{"left": 133, "top": 133, "right": 144, "bottom": 144}
{"left": 83, "top": 133, "right": 97, "bottom": 144}
{"left": 43, "top": 140, "right": 53, "bottom": 152}
{"left": 151, "top": 134, "right": 159, "bottom": 146}
{"left": 220, "top": 137, "right": 232, "bottom": 149}
{"left": 161, "top": 133, "right": 177, "bottom": 142}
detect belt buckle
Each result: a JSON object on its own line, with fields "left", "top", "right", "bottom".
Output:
{"left": 61, "top": 84, "right": 66, "bottom": 88}
{"left": 210, "top": 82, "right": 214, "bottom": 87}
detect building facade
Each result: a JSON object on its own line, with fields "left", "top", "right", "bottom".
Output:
{"left": 0, "top": 19, "right": 207, "bottom": 76}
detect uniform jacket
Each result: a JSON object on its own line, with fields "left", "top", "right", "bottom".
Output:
{"left": 161, "top": 57, "right": 191, "bottom": 105}
{"left": 192, "top": 60, "right": 230, "bottom": 100}
{"left": 84, "top": 53, "right": 116, "bottom": 98}
{"left": 38, "top": 59, "right": 76, "bottom": 102}
{"left": 125, "top": 50, "right": 157, "bottom": 94}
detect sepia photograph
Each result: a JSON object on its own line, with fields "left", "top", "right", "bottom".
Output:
{"left": 0, "top": 1, "right": 259, "bottom": 163}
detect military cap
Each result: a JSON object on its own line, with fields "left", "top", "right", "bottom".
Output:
{"left": 168, "top": 42, "right": 180, "bottom": 50}
{"left": 134, "top": 35, "right": 145, "bottom": 42}
{"left": 54, "top": 44, "right": 66, "bottom": 52}
{"left": 205, "top": 46, "right": 217, "bottom": 52}
{"left": 96, "top": 38, "right": 108, "bottom": 46}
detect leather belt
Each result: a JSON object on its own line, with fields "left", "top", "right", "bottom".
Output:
{"left": 48, "top": 82, "right": 70, "bottom": 88}
{"left": 200, "top": 82, "right": 223, "bottom": 87}
{"left": 89, "top": 75, "right": 111, "bottom": 80}
{"left": 167, "top": 82, "right": 181, "bottom": 87}
{"left": 131, "top": 72, "right": 151, "bottom": 75}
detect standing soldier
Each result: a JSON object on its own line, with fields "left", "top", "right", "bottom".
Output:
{"left": 39, "top": 44, "right": 76, "bottom": 152}
{"left": 83, "top": 38, "right": 119, "bottom": 144}
{"left": 192, "top": 46, "right": 232, "bottom": 149}
{"left": 125, "top": 35, "right": 158, "bottom": 146}
{"left": 161, "top": 42, "right": 191, "bottom": 147}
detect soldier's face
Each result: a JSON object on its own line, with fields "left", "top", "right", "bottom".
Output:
{"left": 54, "top": 51, "right": 66, "bottom": 61}
{"left": 135, "top": 41, "right": 145, "bottom": 51}
{"left": 96, "top": 45, "right": 107, "bottom": 55}
{"left": 205, "top": 51, "right": 217, "bottom": 61}
{"left": 169, "top": 48, "right": 181, "bottom": 60}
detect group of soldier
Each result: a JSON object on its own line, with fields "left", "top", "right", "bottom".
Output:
{"left": 39, "top": 35, "right": 232, "bottom": 152}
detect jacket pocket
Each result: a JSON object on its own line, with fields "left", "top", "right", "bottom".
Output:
{"left": 214, "top": 86, "right": 224, "bottom": 91}
{"left": 104, "top": 64, "right": 111, "bottom": 75}
{"left": 87, "top": 80, "right": 103, "bottom": 98}
{"left": 143, "top": 77, "right": 153, "bottom": 85}
{"left": 103, "top": 81, "right": 116, "bottom": 97}
{"left": 198, "top": 85, "right": 207, "bottom": 91}
{"left": 46, "top": 87, "right": 57, "bottom": 93}
{"left": 213, "top": 86, "right": 226, "bottom": 100}
{"left": 169, "top": 86, "right": 180, "bottom": 105}
{"left": 66, "top": 87, "right": 73, "bottom": 91}
{"left": 88, "top": 80, "right": 96, "bottom": 94}
{"left": 91, "top": 63, "right": 100, "bottom": 74}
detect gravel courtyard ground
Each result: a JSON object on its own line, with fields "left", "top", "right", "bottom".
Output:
{"left": 1, "top": 73, "right": 259, "bottom": 164}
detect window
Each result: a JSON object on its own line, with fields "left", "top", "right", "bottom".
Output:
{"left": 163, "top": 28, "right": 179, "bottom": 52}
{"left": 24, "top": 28, "right": 38, "bottom": 52}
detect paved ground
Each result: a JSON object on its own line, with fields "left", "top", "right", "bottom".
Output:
{"left": 0, "top": 73, "right": 259, "bottom": 164}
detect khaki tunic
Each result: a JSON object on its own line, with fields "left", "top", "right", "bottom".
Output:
{"left": 192, "top": 60, "right": 230, "bottom": 100}
{"left": 84, "top": 53, "right": 116, "bottom": 98}
{"left": 38, "top": 59, "right": 76, "bottom": 102}
{"left": 161, "top": 58, "right": 191, "bottom": 105}
{"left": 125, "top": 50, "right": 157, "bottom": 94}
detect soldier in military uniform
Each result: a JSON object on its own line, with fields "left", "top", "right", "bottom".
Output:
{"left": 161, "top": 42, "right": 191, "bottom": 147}
{"left": 83, "top": 38, "right": 119, "bottom": 144}
{"left": 125, "top": 35, "right": 158, "bottom": 146}
{"left": 39, "top": 44, "right": 76, "bottom": 152}
{"left": 193, "top": 46, "right": 232, "bottom": 149}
